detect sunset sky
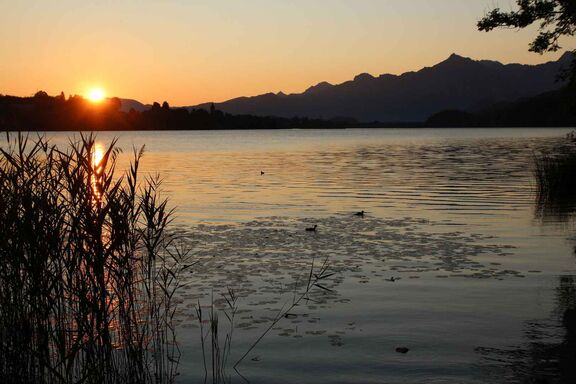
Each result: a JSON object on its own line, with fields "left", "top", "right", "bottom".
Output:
{"left": 0, "top": 0, "right": 571, "bottom": 106}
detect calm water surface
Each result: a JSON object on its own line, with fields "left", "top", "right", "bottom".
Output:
{"left": 13, "top": 128, "right": 576, "bottom": 383}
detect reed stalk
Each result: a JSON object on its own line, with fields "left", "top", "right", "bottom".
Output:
{"left": 533, "top": 138, "right": 576, "bottom": 218}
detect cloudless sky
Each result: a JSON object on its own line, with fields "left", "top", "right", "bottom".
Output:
{"left": 0, "top": 0, "right": 573, "bottom": 105}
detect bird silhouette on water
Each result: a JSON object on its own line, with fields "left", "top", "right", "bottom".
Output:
{"left": 305, "top": 224, "right": 318, "bottom": 232}
{"left": 261, "top": 171, "right": 265, "bottom": 175}
{"left": 354, "top": 210, "right": 365, "bottom": 217}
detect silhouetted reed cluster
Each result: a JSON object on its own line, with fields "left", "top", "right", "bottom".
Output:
{"left": 0, "top": 134, "right": 186, "bottom": 383}
{"left": 534, "top": 134, "right": 576, "bottom": 218}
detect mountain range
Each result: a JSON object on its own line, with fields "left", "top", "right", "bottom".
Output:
{"left": 120, "top": 53, "right": 573, "bottom": 123}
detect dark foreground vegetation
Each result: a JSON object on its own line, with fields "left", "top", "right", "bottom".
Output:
{"left": 0, "top": 134, "right": 187, "bottom": 383}
{"left": 533, "top": 132, "right": 576, "bottom": 219}
{"left": 0, "top": 133, "right": 332, "bottom": 384}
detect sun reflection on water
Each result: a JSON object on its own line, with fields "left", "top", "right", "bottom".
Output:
{"left": 92, "top": 142, "right": 105, "bottom": 170}
{"left": 91, "top": 142, "right": 105, "bottom": 204}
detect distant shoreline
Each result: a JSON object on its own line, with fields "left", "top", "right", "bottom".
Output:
{"left": 3, "top": 125, "right": 575, "bottom": 133}
{"left": 1, "top": 91, "right": 574, "bottom": 132}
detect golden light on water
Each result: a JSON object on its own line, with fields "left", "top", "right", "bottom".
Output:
{"left": 91, "top": 143, "right": 105, "bottom": 203}
{"left": 87, "top": 88, "right": 106, "bottom": 103}
{"left": 92, "top": 143, "right": 105, "bottom": 169}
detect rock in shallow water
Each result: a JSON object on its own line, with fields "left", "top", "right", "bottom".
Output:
{"left": 395, "top": 347, "right": 410, "bottom": 354}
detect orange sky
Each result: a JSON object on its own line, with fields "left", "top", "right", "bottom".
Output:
{"left": 0, "top": 0, "right": 572, "bottom": 106}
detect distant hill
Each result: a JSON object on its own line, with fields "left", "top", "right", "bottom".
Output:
{"left": 118, "top": 98, "right": 150, "bottom": 112}
{"left": 426, "top": 87, "right": 576, "bottom": 128}
{"left": 192, "top": 52, "right": 574, "bottom": 122}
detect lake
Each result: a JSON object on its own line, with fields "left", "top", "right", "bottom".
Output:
{"left": 11, "top": 128, "right": 576, "bottom": 383}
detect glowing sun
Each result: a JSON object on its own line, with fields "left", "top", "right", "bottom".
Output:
{"left": 87, "top": 88, "right": 106, "bottom": 103}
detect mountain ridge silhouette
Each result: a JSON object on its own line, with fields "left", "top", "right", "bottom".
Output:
{"left": 184, "top": 52, "right": 573, "bottom": 122}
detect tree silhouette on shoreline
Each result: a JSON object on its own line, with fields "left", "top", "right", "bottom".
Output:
{"left": 0, "top": 92, "right": 368, "bottom": 131}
